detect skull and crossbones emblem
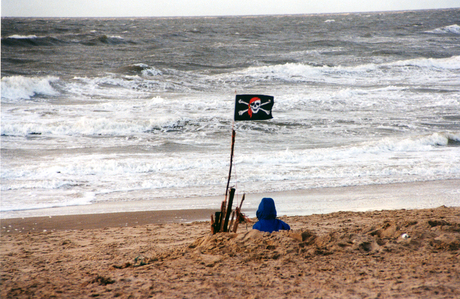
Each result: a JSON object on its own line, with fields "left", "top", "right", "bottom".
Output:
{"left": 238, "top": 97, "right": 272, "bottom": 118}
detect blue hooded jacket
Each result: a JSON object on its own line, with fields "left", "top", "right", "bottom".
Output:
{"left": 253, "top": 197, "right": 290, "bottom": 233}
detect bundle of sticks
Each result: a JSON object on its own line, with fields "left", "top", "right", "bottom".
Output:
{"left": 211, "top": 188, "right": 250, "bottom": 234}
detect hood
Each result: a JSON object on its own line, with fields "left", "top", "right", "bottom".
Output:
{"left": 256, "top": 197, "right": 277, "bottom": 220}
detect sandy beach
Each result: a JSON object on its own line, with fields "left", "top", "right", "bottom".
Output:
{"left": 1, "top": 205, "right": 459, "bottom": 298}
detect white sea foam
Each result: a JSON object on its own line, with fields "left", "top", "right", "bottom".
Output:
{"left": 1, "top": 190, "right": 95, "bottom": 212}
{"left": 0, "top": 96, "right": 228, "bottom": 138}
{"left": 108, "top": 35, "right": 124, "bottom": 40}
{"left": 234, "top": 133, "right": 460, "bottom": 194}
{"left": 2, "top": 132, "right": 458, "bottom": 193}
{"left": 1, "top": 111, "right": 153, "bottom": 137}
{"left": 141, "top": 67, "right": 163, "bottom": 76}
{"left": 5, "top": 34, "right": 39, "bottom": 39}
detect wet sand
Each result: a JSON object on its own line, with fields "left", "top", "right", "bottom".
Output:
{"left": 1, "top": 209, "right": 215, "bottom": 234}
{"left": 1, "top": 206, "right": 459, "bottom": 298}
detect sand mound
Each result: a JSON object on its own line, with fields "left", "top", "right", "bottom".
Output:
{"left": 144, "top": 215, "right": 460, "bottom": 265}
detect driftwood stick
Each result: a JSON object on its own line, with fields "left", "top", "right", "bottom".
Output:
{"left": 239, "top": 193, "right": 245, "bottom": 209}
{"left": 211, "top": 214, "right": 215, "bottom": 234}
{"left": 219, "top": 200, "right": 226, "bottom": 232}
{"left": 223, "top": 188, "right": 235, "bottom": 232}
{"left": 233, "top": 193, "right": 246, "bottom": 233}
{"left": 214, "top": 211, "right": 221, "bottom": 234}
{"left": 233, "top": 207, "right": 240, "bottom": 233}
{"left": 228, "top": 211, "right": 235, "bottom": 233}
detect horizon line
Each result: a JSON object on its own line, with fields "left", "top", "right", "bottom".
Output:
{"left": 2, "top": 7, "right": 459, "bottom": 19}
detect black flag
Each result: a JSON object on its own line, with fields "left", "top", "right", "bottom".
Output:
{"left": 234, "top": 94, "right": 274, "bottom": 121}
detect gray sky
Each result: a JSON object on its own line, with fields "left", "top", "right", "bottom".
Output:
{"left": 2, "top": 0, "right": 459, "bottom": 17}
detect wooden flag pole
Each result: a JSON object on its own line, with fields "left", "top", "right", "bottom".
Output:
{"left": 225, "top": 128, "right": 236, "bottom": 201}
{"left": 220, "top": 127, "right": 236, "bottom": 232}
{"left": 211, "top": 127, "right": 237, "bottom": 234}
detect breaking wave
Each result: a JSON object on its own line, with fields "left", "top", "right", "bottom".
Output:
{"left": 116, "top": 63, "right": 163, "bottom": 76}
{"left": 1, "top": 76, "right": 60, "bottom": 101}
{"left": 426, "top": 24, "right": 460, "bottom": 34}
{"left": 223, "top": 56, "right": 460, "bottom": 85}
{"left": 1, "top": 34, "right": 66, "bottom": 47}
{"left": 82, "top": 34, "right": 136, "bottom": 46}
{"left": 2, "top": 33, "right": 137, "bottom": 48}
{"left": 389, "top": 55, "right": 460, "bottom": 70}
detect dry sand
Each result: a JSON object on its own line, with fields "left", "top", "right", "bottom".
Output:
{"left": 1, "top": 206, "right": 459, "bottom": 298}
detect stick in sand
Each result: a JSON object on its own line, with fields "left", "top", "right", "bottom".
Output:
{"left": 223, "top": 187, "right": 235, "bottom": 232}
{"left": 228, "top": 211, "right": 235, "bottom": 234}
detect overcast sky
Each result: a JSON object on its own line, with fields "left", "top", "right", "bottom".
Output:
{"left": 2, "top": 0, "right": 459, "bottom": 17}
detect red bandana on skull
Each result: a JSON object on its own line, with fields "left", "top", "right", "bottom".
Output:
{"left": 248, "top": 97, "right": 261, "bottom": 118}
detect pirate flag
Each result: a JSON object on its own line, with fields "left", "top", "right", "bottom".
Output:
{"left": 234, "top": 94, "right": 274, "bottom": 121}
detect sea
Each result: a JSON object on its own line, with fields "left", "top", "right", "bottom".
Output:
{"left": 2, "top": 9, "right": 460, "bottom": 219}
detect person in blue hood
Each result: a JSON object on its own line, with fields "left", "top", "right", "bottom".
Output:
{"left": 253, "top": 197, "right": 290, "bottom": 233}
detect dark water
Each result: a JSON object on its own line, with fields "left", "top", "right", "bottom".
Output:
{"left": 2, "top": 9, "right": 459, "bottom": 78}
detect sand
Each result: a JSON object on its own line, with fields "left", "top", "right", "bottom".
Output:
{"left": 1, "top": 206, "right": 459, "bottom": 298}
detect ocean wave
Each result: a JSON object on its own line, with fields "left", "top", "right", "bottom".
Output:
{"left": 228, "top": 132, "right": 460, "bottom": 196}
{"left": 116, "top": 63, "right": 163, "bottom": 76}
{"left": 82, "top": 34, "right": 136, "bottom": 46}
{"left": 239, "top": 132, "right": 460, "bottom": 167}
{"left": 225, "top": 55, "right": 460, "bottom": 84}
{"left": 2, "top": 32, "right": 137, "bottom": 48}
{"left": 425, "top": 24, "right": 460, "bottom": 35}
{"left": 229, "top": 63, "right": 329, "bottom": 83}
{"left": 370, "top": 132, "right": 460, "bottom": 152}
{"left": 390, "top": 55, "right": 460, "bottom": 70}
{"left": 2, "top": 34, "right": 66, "bottom": 47}
{"left": 80, "top": 71, "right": 198, "bottom": 94}
{"left": 1, "top": 76, "right": 60, "bottom": 101}
{"left": 0, "top": 108, "right": 229, "bottom": 138}
{"left": 1, "top": 115, "right": 155, "bottom": 137}
{"left": 5, "top": 34, "right": 39, "bottom": 39}
{"left": 235, "top": 132, "right": 460, "bottom": 185}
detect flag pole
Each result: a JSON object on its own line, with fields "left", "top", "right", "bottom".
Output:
{"left": 225, "top": 90, "right": 238, "bottom": 201}
{"left": 220, "top": 93, "right": 237, "bottom": 232}
{"left": 225, "top": 125, "right": 236, "bottom": 201}
{"left": 214, "top": 125, "right": 235, "bottom": 233}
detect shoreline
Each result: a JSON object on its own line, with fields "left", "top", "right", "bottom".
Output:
{"left": 2, "top": 179, "right": 459, "bottom": 220}
{"left": 2, "top": 178, "right": 460, "bottom": 235}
